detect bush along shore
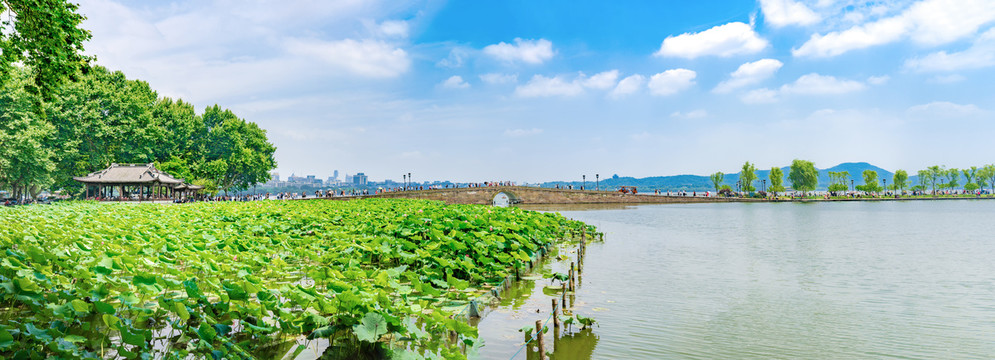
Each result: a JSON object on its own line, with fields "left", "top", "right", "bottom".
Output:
{"left": 0, "top": 199, "right": 596, "bottom": 359}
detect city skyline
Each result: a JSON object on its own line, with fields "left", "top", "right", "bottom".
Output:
{"left": 76, "top": 0, "right": 995, "bottom": 182}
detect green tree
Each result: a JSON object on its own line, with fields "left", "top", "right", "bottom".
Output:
{"left": 197, "top": 105, "right": 277, "bottom": 193}
{"left": 978, "top": 164, "right": 995, "bottom": 194}
{"left": 944, "top": 168, "right": 960, "bottom": 190}
{"left": 0, "top": 67, "right": 55, "bottom": 199}
{"left": 892, "top": 169, "right": 908, "bottom": 194}
{"left": 1, "top": 0, "right": 93, "bottom": 101}
{"left": 916, "top": 169, "right": 929, "bottom": 193}
{"left": 740, "top": 161, "right": 757, "bottom": 192}
{"left": 788, "top": 159, "right": 818, "bottom": 196}
{"left": 925, "top": 166, "right": 943, "bottom": 195}
{"left": 709, "top": 172, "right": 724, "bottom": 192}
{"left": 857, "top": 170, "right": 881, "bottom": 193}
{"left": 827, "top": 171, "right": 850, "bottom": 194}
{"left": 768, "top": 167, "right": 785, "bottom": 196}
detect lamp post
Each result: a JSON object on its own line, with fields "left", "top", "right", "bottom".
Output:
{"left": 882, "top": 179, "right": 887, "bottom": 196}
{"left": 409, "top": 173, "right": 412, "bottom": 190}
{"left": 403, "top": 174, "right": 406, "bottom": 191}
{"left": 596, "top": 174, "right": 599, "bottom": 191}
{"left": 851, "top": 179, "right": 854, "bottom": 192}
{"left": 762, "top": 179, "right": 766, "bottom": 193}
{"left": 583, "top": 175, "right": 586, "bottom": 190}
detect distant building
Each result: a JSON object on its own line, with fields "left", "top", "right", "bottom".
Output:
{"left": 270, "top": 172, "right": 280, "bottom": 182}
{"left": 354, "top": 172, "right": 368, "bottom": 186}
{"left": 332, "top": 170, "right": 339, "bottom": 182}
{"left": 287, "top": 173, "right": 304, "bottom": 183}
{"left": 345, "top": 174, "right": 353, "bottom": 183}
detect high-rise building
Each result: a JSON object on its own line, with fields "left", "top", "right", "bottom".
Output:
{"left": 332, "top": 170, "right": 339, "bottom": 181}
{"left": 354, "top": 172, "right": 368, "bottom": 186}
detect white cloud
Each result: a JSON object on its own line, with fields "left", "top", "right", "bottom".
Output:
{"left": 760, "top": 0, "right": 821, "bottom": 27}
{"left": 479, "top": 73, "right": 518, "bottom": 85}
{"left": 647, "top": 69, "right": 697, "bottom": 96}
{"left": 907, "top": 101, "right": 984, "bottom": 116}
{"left": 905, "top": 28, "right": 995, "bottom": 72}
{"left": 581, "top": 70, "right": 620, "bottom": 90}
{"left": 655, "top": 22, "right": 769, "bottom": 59}
{"left": 794, "top": 0, "right": 995, "bottom": 57}
{"left": 867, "top": 75, "right": 890, "bottom": 85}
{"left": 483, "top": 38, "right": 555, "bottom": 64}
{"left": 504, "top": 128, "right": 544, "bottom": 137}
{"left": 377, "top": 20, "right": 409, "bottom": 38}
{"left": 929, "top": 74, "right": 966, "bottom": 83}
{"left": 437, "top": 48, "right": 469, "bottom": 68}
{"left": 440, "top": 75, "right": 469, "bottom": 89}
{"left": 780, "top": 73, "right": 866, "bottom": 94}
{"left": 285, "top": 38, "right": 410, "bottom": 78}
{"left": 611, "top": 74, "right": 645, "bottom": 98}
{"left": 741, "top": 88, "right": 779, "bottom": 104}
{"left": 514, "top": 71, "right": 622, "bottom": 97}
{"left": 713, "top": 58, "right": 783, "bottom": 93}
{"left": 670, "top": 110, "right": 708, "bottom": 119}
{"left": 514, "top": 75, "right": 583, "bottom": 97}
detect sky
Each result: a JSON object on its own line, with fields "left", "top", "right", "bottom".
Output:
{"left": 75, "top": 0, "right": 995, "bottom": 183}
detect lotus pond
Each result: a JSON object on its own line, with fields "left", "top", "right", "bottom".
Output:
{"left": 0, "top": 199, "right": 595, "bottom": 359}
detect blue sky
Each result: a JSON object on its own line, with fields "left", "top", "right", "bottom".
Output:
{"left": 77, "top": 0, "right": 995, "bottom": 183}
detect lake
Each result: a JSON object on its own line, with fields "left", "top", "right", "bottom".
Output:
{"left": 475, "top": 200, "right": 995, "bottom": 359}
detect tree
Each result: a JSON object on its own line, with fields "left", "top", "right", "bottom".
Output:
{"left": 892, "top": 169, "right": 908, "bottom": 194}
{"left": 925, "top": 166, "right": 943, "bottom": 195}
{"left": 709, "top": 172, "right": 724, "bottom": 192}
{"left": 827, "top": 171, "right": 850, "bottom": 194}
{"left": 917, "top": 169, "right": 929, "bottom": 193}
{"left": 978, "top": 164, "right": 995, "bottom": 195}
{"left": 944, "top": 168, "right": 960, "bottom": 190}
{"left": 857, "top": 170, "right": 881, "bottom": 193}
{"left": 768, "top": 167, "right": 785, "bottom": 196}
{"left": 963, "top": 167, "right": 979, "bottom": 192}
{"left": 740, "top": 161, "right": 757, "bottom": 192}
{"left": 1, "top": 0, "right": 93, "bottom": 101}
{"left": 0, "top": 67, "right": 55, "bottom": 199}
{"left": 788, "top": 159, "right": 818, "bottom": 196}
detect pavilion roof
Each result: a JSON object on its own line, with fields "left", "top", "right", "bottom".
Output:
{"left": 73, "top": 163, "right": 186, "bottom": 185}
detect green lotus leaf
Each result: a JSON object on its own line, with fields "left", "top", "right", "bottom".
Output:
{"left": 353, "top": 312, "right": 388, "bottom": 343}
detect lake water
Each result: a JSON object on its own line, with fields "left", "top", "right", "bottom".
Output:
{"left": 475, "top": 200, "right": 995, "bottom": 359}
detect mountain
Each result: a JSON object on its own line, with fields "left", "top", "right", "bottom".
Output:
{"left": 541, "top": 162, "right": 915, "bottom": 192}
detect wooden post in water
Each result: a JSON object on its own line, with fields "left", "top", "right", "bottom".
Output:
{"left": 561, "top": 283, "right": 567, "bottom": 310}
{"left": 569, "top": 262, "right": 575, "bottom": 292}
{"left": 552, "top": 299, "right": 559, "bottom": 328}
{"left": 536, "top": 320, "right": 546, "bottom": 360}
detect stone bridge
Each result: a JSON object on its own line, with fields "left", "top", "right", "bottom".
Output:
{"left": 365, "top": 186, "right": 739, "bottom": 205}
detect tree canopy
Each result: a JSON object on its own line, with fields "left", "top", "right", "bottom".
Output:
{"left": 709, "top": 172, "right": 723, "bottom": 192}
{"left": 788, "top": 159, "right": 817, "bottom": 195}
{"left": 857, "top": 170, "right": 880, "bottom": 193}
{"left": 739, "top": 161, "right": 756, "bottom": 192}
{"left": 1, "top": 65, "right": 277, "bottom": 198}
{"left": 1, "top": 0, "right": 93, "bottom": 101}
{"left": 892, "top": 169, "right": 908, "bottom": 192}
{"left": 768, "top": 167, "right": 785, "bottom": 195}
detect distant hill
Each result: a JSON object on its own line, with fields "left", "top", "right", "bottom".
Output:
{"left": 541, "top": 162, "right": 928, "bottom": 192}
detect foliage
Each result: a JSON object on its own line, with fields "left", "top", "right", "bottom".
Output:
{"left": 767, "top": 167, "right": 785, "bottom": 195}
{"left": 0, "top": 68, "right": 55, "bottom": 199}
{"left": 856, "top": 170, "right": 881, "bottom": 193}
{"left": 739, "top": 162, "right": 756, "bottom": 192}
{"left": 709, "top": 172, "right": 723, "bottom": 192}
{"left": 892, "top": 170, "right": 908, "bottom": 193}
{"left": 978, "top": 165, "right": 995, "bottom": 194}
{"left": 943, "top": 168, "right": 960, "bottom": 190}
{"left": 788, "top": 159, "right": 818, "bottom": 195}
{"left": 0, "top": 199, "right": 596, "bottom": 359}
{"left": 924, "top": 166, "right": 943, "bottom": 194}
{"left": 827, "top": 171, "right": 850, "bottom": 193}
{"left": 0, "top": 0, "right": 93, "bottom": 102}
{"left": 962, "top": 167, "right": 978, "bottom": 191}
{"left": 0, "top": 65, "right": 280, "bottom": 197}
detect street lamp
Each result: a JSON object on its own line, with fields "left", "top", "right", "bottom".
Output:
{"left": 409, "top": 173, "right": 412, "bottom": 190}
{"left": 882, "top": 179, "right": 887, "bottom": 195}
{"left": 762, "top": 179, "right": 766, "bottom": 193}
{"left": 596, "top": 174, "right": 599, "bottom": 191}
{"left": 583, "top": 175, "right": 586, "bottom": 190}
{"left": 851, "top": 179, "right": 854, "bottom": 192}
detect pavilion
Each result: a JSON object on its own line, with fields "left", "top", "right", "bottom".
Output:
{"left": 73, "top": 163, "right": 204, "bottom": 201}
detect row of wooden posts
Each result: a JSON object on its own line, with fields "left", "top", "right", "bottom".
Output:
{"left": 528, "top": 229, "right": 589, "bottom": 360}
